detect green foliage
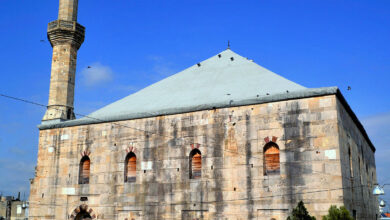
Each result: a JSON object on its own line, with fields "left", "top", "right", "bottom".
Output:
{"left": 287, "top": 201, "right": 317, "bottom": 220}
{"left": 322, "top": 205, "right": 353, "bottom": 220}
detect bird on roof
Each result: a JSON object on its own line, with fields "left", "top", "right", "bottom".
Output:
{"left": 77, "top": 49, "right": 306, "bottom": 123}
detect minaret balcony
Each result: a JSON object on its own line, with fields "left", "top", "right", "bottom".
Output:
{"left": 47, "top": 20, "right": 85, "bottom": 49}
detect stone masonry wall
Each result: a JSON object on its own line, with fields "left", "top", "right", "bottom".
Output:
{"left": 29, "top": 95, "right": 374, "bottom": 220}
{"left": 336, "top": 99, "right": 378, "bottom": 219}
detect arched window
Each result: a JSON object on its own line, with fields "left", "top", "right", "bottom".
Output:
{"left": 125, "top": 152, "right": 137, "bottom": 183}
{"left": 264, "top": 142, "right": 280, "bottom": 175}
{"left": 79, "top": 156, "right": 90, "bottom": 184}
{"left": 189, "top": 149, "right": 201, "bottom": 179}
{"left": 75, "top": 211, "right": 92, "bottom": 220}
{"left": 358, "top": 157, "right": 362, "bottom": 184}
{"left": 348, "top": 146, "right": 353, "bottom": 178}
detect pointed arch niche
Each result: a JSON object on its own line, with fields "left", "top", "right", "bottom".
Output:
{"left": 79, "top": 156, "right": 90, "bottom": 184}
{"left": 125, "top": 152, "right": 137, "bottom": 183}
{"left": 189, "top": 149, "right": 202, "bottom": 179}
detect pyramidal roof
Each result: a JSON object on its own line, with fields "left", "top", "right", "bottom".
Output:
{"left": 38, "top": 50, "right": 375, "bottom": 152}
{"left": 88, "top": 49, "right": 304, "bottom": 117}
{"left": 40, "top": 49, "right": 338, "bottom": 128}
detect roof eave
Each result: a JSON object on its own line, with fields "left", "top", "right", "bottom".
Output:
{"left": 38, "top": 87, "right": 338, "bottom": 130}
{"left": 37, "top": 87, "right": 376, "bottom": 153}
{"left": 335, "top": 89, "right": 376, "bottom": 152}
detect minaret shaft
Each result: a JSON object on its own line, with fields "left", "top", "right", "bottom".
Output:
{"left": 58, "top": 0, "right": 78, "bottom": 21}
{"left": 42, "top": 0, "right": 84, "bottom": 122}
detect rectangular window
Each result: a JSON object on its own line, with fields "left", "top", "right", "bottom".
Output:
{"left": 17, "top": 205, "right": 22, "bottom": 214}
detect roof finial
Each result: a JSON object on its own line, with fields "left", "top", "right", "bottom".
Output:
{"left": 227, "top": 40, "right": 230, "bottom": 49}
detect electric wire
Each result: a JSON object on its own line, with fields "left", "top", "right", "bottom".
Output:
{"left": 0, "top": 93, "right": 170, "bottom": 138}
{"left": 0, "top": 92, "right": 373, "bottom": 163}
{"left": 5, "top": 93, "right": 375, "bottom": 207}
{"left": 28, "top": 184, "right": 375, "bottom": 207}
{"left": 0, "top": 93, "right": 266, "bottom": 159}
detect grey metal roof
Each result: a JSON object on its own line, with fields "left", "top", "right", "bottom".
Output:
{"left": 41, "top": 49, "right": 309, "bottom": 127}
{"left": 85, "top": 49, "right": 305, "bottom": 117}
{"left": 38, "top": 49, "right": 376, "bottom": 152}
{"left": 41, "top": 86, "right": 340, "bottom": 128}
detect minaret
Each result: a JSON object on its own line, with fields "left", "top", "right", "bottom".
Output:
{"left": 42, "top": 0, "right": 85, "bottom": 122}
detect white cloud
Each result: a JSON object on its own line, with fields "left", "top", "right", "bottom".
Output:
{"left": 81, "top": 62, "right": 113, "bottom": 86}
{"left": 361, "top": 111, "right": 390, "bottom": 201}
{"left": 146, "top": 55, "right": 177, "bottom": 81}
{"left": 113, "top": 85, "right": 139, "bottom": 93}
{"left": 362, "top": 111, "right": 390, "bottom": 149}
{"left": 362, "top": 111, "right": 390, "bottom": 132}
{"left": 8, "top": 146, "right": 27, "bottom": 155}
{"left": 0, "top": 159, "right": 35, "bottom": 198}
{"left": 76, "top": 100, "right": 107, "bottom": 116}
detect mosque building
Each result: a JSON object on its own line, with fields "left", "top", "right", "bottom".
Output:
{"left": 29, "top": 0, "right": 378, "bottom": 219}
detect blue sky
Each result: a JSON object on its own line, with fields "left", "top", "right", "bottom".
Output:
{"left": 0, "top": 0, "right": 389, "bottom": 205}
